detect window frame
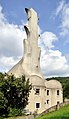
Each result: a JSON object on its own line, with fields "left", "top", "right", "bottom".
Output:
{"left": 36, "top": 103, "right": 40, "bottom": 109}
{"left": 57, "top": 90, "right": 60, "bottom": 95}
{"left": 47, "top": 100, "right": 49, "bottom": 104}
{"left": 47, "top": 90, "right": 49, "bottom": 95}
{"left": 35, "top": 89, "right": 40, "bottom": 95}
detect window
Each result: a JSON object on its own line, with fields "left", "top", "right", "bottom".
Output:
{"left": 57, "top": 90, "right": 59, "bottom": 95}
{"left": 47, "top": 90, "right": 49, "bottom": 95}
{"left": 35, "top": 89, "right": 40, "bottom": 95}
{"left": 36, "top": 103, "right": 40, "bottom": 108}
{"left": 47, "top": 100, "right": 49, "bottom": 104}
{"left": 57, "top": 101, "right": 60, "bottom": 105}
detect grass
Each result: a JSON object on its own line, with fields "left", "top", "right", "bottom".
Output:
{"left": 36, "top": 104, "right": 69, "bottom": 119}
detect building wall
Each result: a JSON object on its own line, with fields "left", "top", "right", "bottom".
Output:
{"left": 45, "top": 88, "right": 63, "bottom": 109}
{"left": 26, "top": 84, "right": 63, "bottom": 114}
{"left": 51, "top": 88, "right": 63, "bottom": 106}
{"left": 26, "top": 86, "right": 46, "bottom": 114}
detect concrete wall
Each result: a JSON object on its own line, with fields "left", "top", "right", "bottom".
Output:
{"left": 8, "top": 8, "right": 63, "bottom": 115}
{"left": 26, "top": 85, "right": 46, "bottom": 114}
{"left": 16, "top": 115, "right": 34, "bottom": 119}
{"left": 39, "top": 101, "right": 69, "bottom": 117}
{"left": 26, "top": 84, "right": 63, "bottom": 114}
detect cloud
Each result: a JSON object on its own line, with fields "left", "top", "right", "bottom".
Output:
{"left": 0, "top": 6, "right": 27, "bottom": 58}
{"left": 39, "top": 31, "right": 69, "bottom": 77}
{"left": 0, "top": 5, "right": 69, "bottom": 77}
{"left": 55, "top": 0, "right": 65, "bottom": 16}
{"left": 40, "top": 48, "right": 69, "bottom": 78}
{"left": 55, "top": 0, "right": 69, "bottom": 36}
{"left": 0, "top": 5, "right": 26, "bottom": 71}
{"left": 39, "top": 1, "right": 69, "bottom": 77}
{"left": 0, "top": 23, "right": 26, "bottom": 57}
{"left": 0, "top": 6, "right": 6, "bottom": 22}
{"left": 39, "top": 32, "right": 58, "bottom": 49}
{"left": 0, "top": 56, "right": 20, "bottom": 72}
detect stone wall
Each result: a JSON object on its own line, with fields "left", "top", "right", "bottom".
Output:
{"left": 39, "top": 101, "right": 69, "bottom": 117}
{"left": 15, "top": 115, "right": 34, "bottom": 119}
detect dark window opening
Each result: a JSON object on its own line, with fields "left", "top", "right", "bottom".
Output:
{"left": 36, "top": 103, "right": 40, "bottom": 108}
{"left": 47, "top": 90, "right": 49, "bottom": 95}
{"left": 35, "top": 89, "right": 40, "bottom": 95}
{"left": 57, "top": 90, "right": 59, "bottom": 95}
{"left": 57, "top": 101, "right": 60, "bottom": 105}
{"left": 47, "top": 100, "right": 49, "bottom": 104}
{"left": 36, "top": 65, "right": 38, "bottom": 68}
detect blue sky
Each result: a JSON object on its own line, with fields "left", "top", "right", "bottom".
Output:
{"left": 0, "top": 0, "right": 69, "bottom": 77}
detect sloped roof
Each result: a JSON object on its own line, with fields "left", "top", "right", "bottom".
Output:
{"left": 30, "top": 75, "right": 45, "bottom": 87}
{"left": 8, "top": 58, "right": 24, "bottom": 77}
{"left": 45, "top": 80, "right": 62, "bottom": 89}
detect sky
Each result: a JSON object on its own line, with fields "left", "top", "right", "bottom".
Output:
{"left": 0, "top": 0, "right": 69, "bottom": 78}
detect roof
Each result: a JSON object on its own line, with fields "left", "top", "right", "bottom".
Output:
{"left": 45, "top": 80, "right": 62, "bottom": 89}
{"left": 30, "top": 75, "right": 45, "bottom": 87}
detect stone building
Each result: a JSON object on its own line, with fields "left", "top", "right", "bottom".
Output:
{"left": 8, "top": 8, "right": 63, "bottom": 114}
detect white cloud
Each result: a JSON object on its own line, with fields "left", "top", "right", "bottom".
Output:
{"left": 0, "top": 5, "right": 69, "bottom": 78}
{"left": 40, "top": 49, "right": 69, "bottom": 77}
{"left": 38, "top": 25, "right": 42, "bottom": 34}
{"left": 0, "top": 6, "right": 6, "bottom": 22}
{"left": 0, "top": 5, "right": 26, "bottom": 72}
{"left": 55, "top": 0, "right": 65, "bottom": 16}
{"left": 55, "top": 0, "right": 69, "bottom": 36}
{"left": 39, "top": 32, "right": 58, "bottom": 49}
{"left": 0, "top": 5, "right": 27, "bottom": 58}
{"left": 40, "top": 1, "right": 69, "bottom": 77}
{"left": 39, "top": 31, "right": 69, "bottom": 77}
{"left": 61, "top": 3, "right": 69, "bottom": 36}
{"left": 0, "top": 23, "right": 26, "bottom": 57}
{"left": 0, "top": 56, "right": 20, "bottom": 72}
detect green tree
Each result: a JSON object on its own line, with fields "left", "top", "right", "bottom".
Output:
{"left": 0, "top": 73, "right": 32, "bottom": 117}
{"left": 0, "top": 91, "right": 8, "bottom": 116}
{"left": 63, "top": 80, "right": 69, "bottom": 99}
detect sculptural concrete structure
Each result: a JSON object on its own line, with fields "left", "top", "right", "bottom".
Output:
{"left": 8, "top": 8, "right": 63, "bottom": 114}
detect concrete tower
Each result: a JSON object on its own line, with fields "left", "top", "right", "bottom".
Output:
{"left": 8, "top": 8, "right": 63, "bottom": 114}
{"left": 8, "top": 8, "right": 44, "bottom": 79}
{"left": 22, "top": 8, "right": 43, "bottom": 78}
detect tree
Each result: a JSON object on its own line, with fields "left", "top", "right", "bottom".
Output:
{"left": 0, "top": 91, "right": 8, "bottom": 116}
{"left": 63, "top": 80, "right": 69, "bottom": 99}
{"left": 0, "top": 73, "right": 32, "bottom": 116}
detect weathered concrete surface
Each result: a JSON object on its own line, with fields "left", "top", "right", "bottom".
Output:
{"left": 8, "top": 8, "right": 44, "bottom": 79}
{"left": 16, "top": 115, "right": 34, "bottom": 119}
{"left": 8, "top": 8, "right": 63, "bottom": 114}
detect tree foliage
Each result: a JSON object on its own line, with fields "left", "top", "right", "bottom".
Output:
{"left": 0, "top": 73, "right": 32, "bottom": 117}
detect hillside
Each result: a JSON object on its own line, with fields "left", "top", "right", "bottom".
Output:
{"left": 36, "top": 104, "right": 69, "bottom": 119}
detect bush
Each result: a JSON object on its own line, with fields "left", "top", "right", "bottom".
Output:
{"left": 8, "top": 108, "right": 22, "bottom": 117}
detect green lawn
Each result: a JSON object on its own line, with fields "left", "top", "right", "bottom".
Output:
{"left": 36, "top": 104, "right": 69, "bottom": 119}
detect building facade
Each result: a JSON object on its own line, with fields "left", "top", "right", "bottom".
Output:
{"left": 8, "top": 8, "right": 63, "bottom": 114}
